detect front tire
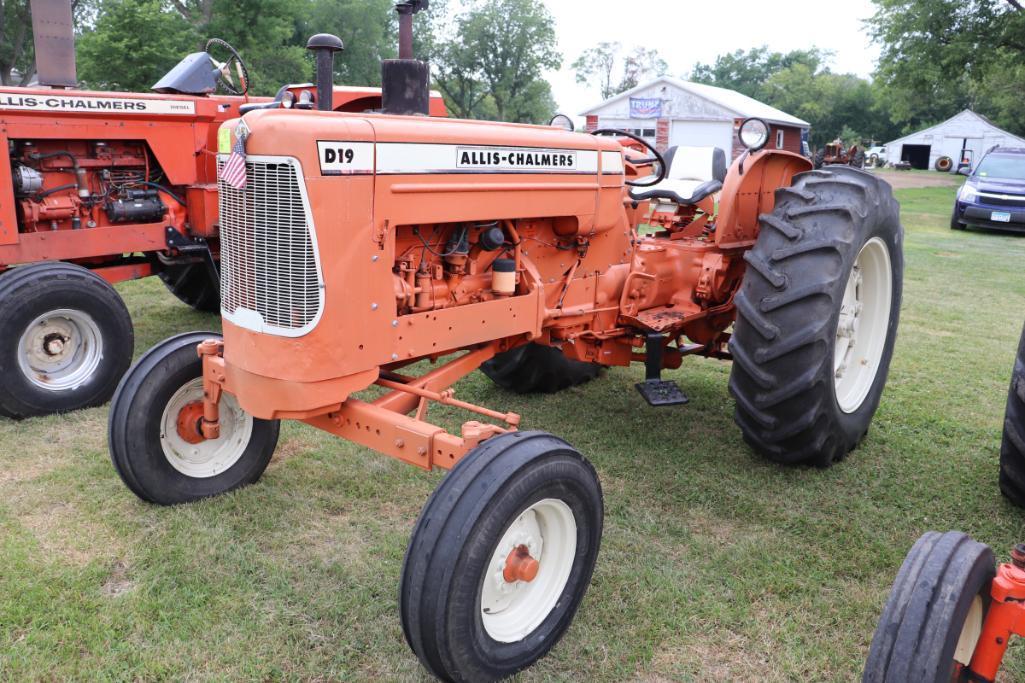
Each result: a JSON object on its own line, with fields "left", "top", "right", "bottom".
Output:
{"left": 863, "top": 531, "right": 994, "bottom": 682}
{"left": 999, "top": 320, "right": 1025, "bottom": 507}
{"left": 481, "top": 343, "right": 601, "bottom": 394}
{"left": 0, "top": 262, "right": 133, "bottom": 418}
{"left": 729, "top": 166, "right": 903, "bottom": 466}
{"left": 108, "top": 331, "right": 279, "bottom": 505}
{"left": 400, "top": 431, "right": 603, "bottom": 682}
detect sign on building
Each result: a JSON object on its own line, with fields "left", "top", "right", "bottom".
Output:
{"left": 629, "top": 97, "right": 662, "bottom": 119}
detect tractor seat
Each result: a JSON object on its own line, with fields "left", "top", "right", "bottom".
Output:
{"left": 629, "top": 145, "right": 728, "bottom": 205}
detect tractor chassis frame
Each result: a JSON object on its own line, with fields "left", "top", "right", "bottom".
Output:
{"left": 197, "top": 340, "right": 519, "bottom": 471}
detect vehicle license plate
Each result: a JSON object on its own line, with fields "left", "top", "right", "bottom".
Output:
{"left": 992, "top": 211, "right": 1012, "bottom": 223}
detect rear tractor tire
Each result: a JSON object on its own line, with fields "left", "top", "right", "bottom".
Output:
{"left": 401, "top": 431, "right": 603, "bottom": 682}
{"left": 0, "top": 262, "right": 134, "bottom": 418}
{"left": 851, "top": 149, "right": 866, "bottom": 169}
{"left": 158, "top": 261, "right": 220, "bottom": 313}
{"left": 863, "top": 531, "right": 995, "bottom": 682}
{"left": 108, "top": 331, "right": 279, "bottom": 505}
{"left": 481, "top": 343, "right": 601, "bottom": 394}
{"left": 999, "top": 320, "right": 1025, "bottom": 507}
{"left": 729, "top": 166, "right": 903, "bottom": 466}
{"left": 813, "top": 149, "right": 826, "bottom": 169}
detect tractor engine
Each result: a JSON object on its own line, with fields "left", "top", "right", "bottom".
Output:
{"left": 8, "top": 139, "right": 184, "bottom": 234}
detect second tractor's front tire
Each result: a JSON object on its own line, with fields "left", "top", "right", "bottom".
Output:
{"left": 108, "top": 332, "right": 279, "bottom": 505}
{"left": 400, "top": 431, "right": 603, "bottom": 682}
{"left": 729, "top": 166, "right": 903, "bottom": 466}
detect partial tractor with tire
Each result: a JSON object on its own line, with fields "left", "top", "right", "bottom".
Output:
{"left": 107, "top": 9, "right": 904, "bottom": 681}
{"left": 863, "top": 322, "right": 1025, "bottom": 682}
{"left": 814, "top": 138, "right": 866, "bottom": 170}
{"left": 0, "top": 0, "right": 445, "bottom": 418}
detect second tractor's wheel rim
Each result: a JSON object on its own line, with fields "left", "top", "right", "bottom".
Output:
{"left": 159, "top": 378, "right": 253, "bottom": 479}
{"left": 17, "top": 308, "right": 103, "bottom": 392}
{"left": 833, "top": 237, "right": 893, "bottom": 413}
{"left": 480, "top": 498, "right": 577, "bottom": 643}
{"left": 954, "top": 595, "right": 985, "bottom": 666}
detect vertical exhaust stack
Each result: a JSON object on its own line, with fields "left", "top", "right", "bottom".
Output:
{"left": 30, "top": 0, "right": 77, "bottom": 88}
{"left": 382, "top": 1, "right": 430, "bottom": 116}
{"left": 305, "top": 33, "right": 344, "bottom": 112}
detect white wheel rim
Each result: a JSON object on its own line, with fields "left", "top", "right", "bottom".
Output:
{"left": 480, "top": 498, "right": 577, "bottom": 643}
{"left": 17, "top": 308, "right": 103, "bottom": 391}
{"left": 159, "top": 378, "right": 253, "bottom": 479}
{"left": 954, "top": 595, "right": 984, "bottom": 666}
{"left": 833, "top": 237, "right": 893, "bottom": 413}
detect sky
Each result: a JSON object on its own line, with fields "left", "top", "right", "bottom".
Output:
{"left": 539, "top": 0, "right": 881, "bottom": 118}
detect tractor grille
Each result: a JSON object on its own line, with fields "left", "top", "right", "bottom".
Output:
{"left": 217, "top": 156, "right": 323, "bottom": 335}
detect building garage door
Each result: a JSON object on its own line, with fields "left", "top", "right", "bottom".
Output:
{"left": 902, "top": 144, "right": 931, "bottom": 170}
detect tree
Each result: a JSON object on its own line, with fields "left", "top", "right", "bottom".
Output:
{"left": 434, "top": 0, "right": 561, "bottom": 123}
{"left": 867, "top": 0, "right": 1025, "bottom": 135}
{"left": 302, "top": 0, "right": 397, "bottom": 87}
{"left": 690, "top": 46, "right": 826, "bottom": 100}
{"left": 0, "top": 0, "right": 35, "bottom": 85}
{"left": 572, "top": 42, "right": 667, "bottom": 100}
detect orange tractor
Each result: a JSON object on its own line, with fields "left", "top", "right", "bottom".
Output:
{"left": 814, "top": 138, "right": 866, "bottom": 169}
{"left": 863, "top": 323, "right": 1025, "bottom": 682}
{"left": 0, "top": 0, "right": 445, "bottom": 418}
{"left": 108, "top": 7, "right": 904, "bottom": 681}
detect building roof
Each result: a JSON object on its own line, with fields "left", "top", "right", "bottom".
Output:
{"left": 580, "top": 76, "right": 809, "bottom": 128}
{"left": 885, "top": 110, "right": 1025, "bottom": 147}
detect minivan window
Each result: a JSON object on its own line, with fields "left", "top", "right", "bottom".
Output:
{"left": 975, "top": 153, "right": 1025, "bottom": 181}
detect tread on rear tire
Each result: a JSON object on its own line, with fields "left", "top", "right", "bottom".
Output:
{"left": 863, "top": 531, "right": 994, "bottom": 682}
{"left": 729, "top": 166, "right": 904, "bottom": 466}
{"left": 158, "top": 262, "right": 220, "bottom": 312}
{"left": 481, "top": 343, "right": 601, "bottom": 394}
{"left": 0, "top": 262, "right": 133, "bottom": 418}
{"left": 999, "top": 320, "right": 1025, "bottom": 507}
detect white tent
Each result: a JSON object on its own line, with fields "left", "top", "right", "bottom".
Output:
{"left": 883, "top": 110, "right": 1025, "bottom": 171}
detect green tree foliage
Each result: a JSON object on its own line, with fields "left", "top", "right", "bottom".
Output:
{"left": 689, "top": 46, "right": 895, "bottom": 147}
{"left": 572, "top": 42, "right": 667, "bottom": 100}
{"left": 867, "top": 0, "right": 1025, "bottom": 136}
{"left": 0, "top": 0, "right": 36, "bottom": 85}
{"left": 433, "top": 0, "right": 560, "bottom": 123}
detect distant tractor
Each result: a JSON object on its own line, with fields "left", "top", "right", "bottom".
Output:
{"left": 814, "top": 139, "right": 866, "bottom": 169}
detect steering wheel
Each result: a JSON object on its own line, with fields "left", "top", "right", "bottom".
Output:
{"left": 591, "top": 128, "right": 667, "bottom": 187}
{"left": 205, "top": 38, "right": 250, "bottom": 96}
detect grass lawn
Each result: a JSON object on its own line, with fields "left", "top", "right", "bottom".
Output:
{"left": 3, "top": 184, "right": 1025, "bottom": 681}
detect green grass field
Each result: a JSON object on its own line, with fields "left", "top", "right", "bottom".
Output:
{"left": 3, "top": 184, "right": 1025, "bottom": 681}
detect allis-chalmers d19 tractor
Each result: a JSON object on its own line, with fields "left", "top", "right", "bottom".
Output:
{"left": 863, "top": 323, "right": 1025, "bottom": 683}
{"left": 108, "top": 14, "right": 904, "bottom": 683}
{"left": 814, "top": 139, "right": 866, "bottom": 170}
{"left": 0, "top": 0, "right": 444, "bottom": 419}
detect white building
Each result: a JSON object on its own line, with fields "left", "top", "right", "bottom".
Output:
{"left": 580, "top": 76, "right": 809, "bottom": 158}
{"left": 883, "top": 110, "right": 1025, "bottom": 171}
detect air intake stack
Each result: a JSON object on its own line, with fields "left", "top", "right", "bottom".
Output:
{"left": 382, "top": 1, "right": 430, "bottom": 116}
{"left": 306, "top": 33, "right": 344, "bottom": 112}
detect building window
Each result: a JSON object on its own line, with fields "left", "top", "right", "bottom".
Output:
{"left": 776, "top": 129, "right": 785, "bottom": 149}
{"left": 628, "top": 128, "right": 656, "bottom": 139}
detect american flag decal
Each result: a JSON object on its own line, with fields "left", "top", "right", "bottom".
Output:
{"left": 220, "top": 129, "right": 248, "bottom": 190}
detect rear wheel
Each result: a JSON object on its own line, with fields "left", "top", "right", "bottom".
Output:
{"left": 108, "top": 331, "right": 278, "bottom": 505}
{"left": 999, "top": 320, "right": 1025, "bottom": 507}
{"left": 936, "top": 156, "right": 954, "bottom": 172}
{"left": 813, "top": 149, "right": 826, "bottom": 169}
{"left": 0, "top": 262, "right": 133, "bottom": 418}
{"left": 158, "top": 262, "right": 220, "bottom": 312}
{"left": 729, "top": 166, "right": 903, "bottom": 466}
{"left": 863, "top": 531, "right": 994, "bottom": 682}
{"left": 401, "top": 431, "right": 603, "bottom": 682}
{"left": 482, "top": 343, "right": 601, "bottom": 394}
{"left": 851, "top": 149, "right": 866, "bottom": 168}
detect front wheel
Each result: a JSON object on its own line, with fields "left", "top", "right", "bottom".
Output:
{"left": 400, "top": 431, "right": 603, "bottom": 682}
{"left": 108, "top": 331, "right": 279, "bottom": 505}
{"left": 729, "top": 166, "right": 904, "bottom": 466}
{"left": 0, "top": 262, "right": 133, "bottom": 418}
{"left": 863, "top": 531, "right": 994, "bottom": 682}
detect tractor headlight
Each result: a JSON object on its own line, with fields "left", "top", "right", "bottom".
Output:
{"left": 739, "top": 118, "right": 770, "bottom": 152}
{"left": 958, "top": 184, "right": 978, "bottom": 203}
